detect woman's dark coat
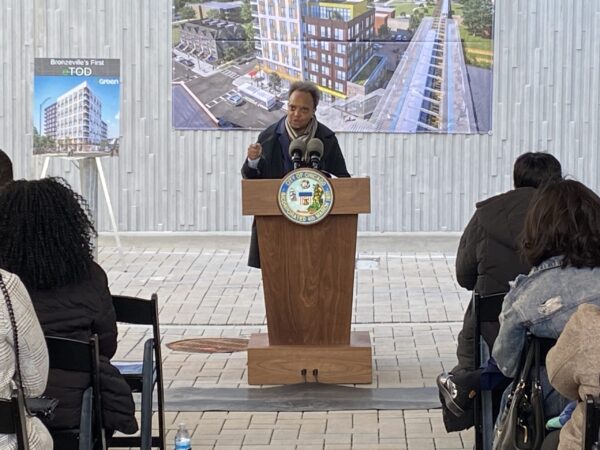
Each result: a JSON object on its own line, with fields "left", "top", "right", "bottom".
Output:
{"left": 27, "top": 262, "right": 138, "bottom": 434}
{"left": 241, "top": 118, "right": 351, "bottom": 268}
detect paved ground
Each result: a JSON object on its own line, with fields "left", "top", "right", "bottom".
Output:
{"left": 100, "top": 233, "right": 473, "bottom": 449}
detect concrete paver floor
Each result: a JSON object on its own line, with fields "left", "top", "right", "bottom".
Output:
{"left": 100, "top": 234, "right": 473, "bottom": 450}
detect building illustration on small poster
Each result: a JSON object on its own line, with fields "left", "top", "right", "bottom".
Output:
{"left": 33, "top": 58, "right": 121, "bottom": 156}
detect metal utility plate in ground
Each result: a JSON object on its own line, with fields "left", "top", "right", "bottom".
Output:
{"left": 166, "top": 337, "right": 249, "bottom": 353}
{"left": 160, "top": 384, "right": 440, "bottom": 412}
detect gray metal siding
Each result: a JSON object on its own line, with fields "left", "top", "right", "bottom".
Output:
{"left": 1, "top": 0, "right": 599, "bottom": 232}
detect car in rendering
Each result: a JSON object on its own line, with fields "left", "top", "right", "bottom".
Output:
{"left": 226, "top": 93, "right": 244, "bottom": 106}
{"left": 217, "top": 117, "right": 243, "bottom": 128}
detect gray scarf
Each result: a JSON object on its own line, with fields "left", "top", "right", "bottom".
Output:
{"left": 285, "top": 116, "right": 318, "bottom": 145}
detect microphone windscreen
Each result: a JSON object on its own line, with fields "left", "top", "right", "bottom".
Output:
{"left": 306, "top": 138, "right": 324, "bottom": 158}
{"left": 288, "top": 138, "right": 307, "bottom": 158}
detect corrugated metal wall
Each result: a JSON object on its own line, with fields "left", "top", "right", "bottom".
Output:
{"left": 1, "top": 0, "right": 599, "bottom": 232}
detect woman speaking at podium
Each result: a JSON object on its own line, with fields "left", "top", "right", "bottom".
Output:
{"left": 241, "top": 80, "right": 350, "bottom": 268}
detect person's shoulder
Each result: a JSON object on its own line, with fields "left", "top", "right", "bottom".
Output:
{"left": 316, "top": 121, "right": 336, "bottom": 139}
{"left": 475, "top": 186, "right": 535, "bottom": 209}
{"left": 260, "top": 120, "right": 281, "bottom": 137}
{"left": 0, "top": 268, "right": 16, "bottom": 284}
{"left": 256, "top": 121, "right": 281, "bottom": 147}
{"left": 0, "top": 268, "right": 24, "bottom": 294}
{"left": 87, "top": 262, "right": 109, "bottom": 287}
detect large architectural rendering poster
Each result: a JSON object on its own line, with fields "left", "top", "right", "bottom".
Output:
{"left": 33, "top": 58, "right": 121, "bottom": 156}
{"left": 171, "top": 0, "right": 494, "bottom": 134}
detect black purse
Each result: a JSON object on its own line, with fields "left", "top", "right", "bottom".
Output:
{"left": 493, "top": 336, "right": 546, "bottom": 450}
{"left": 0, "top": 273, "right": 59, "bottom": 422}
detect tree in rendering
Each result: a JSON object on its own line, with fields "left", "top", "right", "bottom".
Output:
{"left": 378, "top": 24, "right": 391, "bottom": 39}
{"left": 241, "top": 0, "right": 253, "bottom": 22}
{"left": 462, "top": 0, "right": 493, "bottom": 37}
{"left": 179, "top": 7, "right": 196, "bottom": 20}
{"left": 241, "top": 0, "right": 255, "bottom": 54}
{"left": 206, "top": 9, "right": 221, "bottom": 19}
{"left": 408, "top": 11, "right": 424, "bottom": 32}
{"left": 269, "top": 72, "right": 282, "bottom": 91}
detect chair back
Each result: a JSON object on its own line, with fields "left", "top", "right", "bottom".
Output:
{"left": 473, "top": 291, "right": 507, "bottom": 450}
{"left": 46, "top": 334, "right": 105, "bottom": 450}
{"left": 110, "top": 293, "right": 165, "bottom": 450}
{"left": 584, "top": 395, "right": 600, "bottom": 450}
{"left": 473, "top": 291, "right": 506, "bottom": 367}
{"left": 112, "top": 294, "right": 156, "bottom": 325}
{"left": 112, "top": 293, "right": 163, "bottom": 395}
{"left": 0, "top": 384, "right": 30, "bottom": 450}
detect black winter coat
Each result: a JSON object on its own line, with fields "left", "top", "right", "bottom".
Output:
{"left": 455, "top": 187, "right": 535, "bottom": 296}
{"left": 27, "top": 263, "right": 138, "bottom": 434}
{"left": 241, "top": 118, "right": 351, "bottom": 268}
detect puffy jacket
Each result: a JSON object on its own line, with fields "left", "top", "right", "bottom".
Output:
{"left": 455, "top": 187, "right": 535, "bottom": 296}
{"left": 26, "top": 263, "right": 138, "bottom": 434}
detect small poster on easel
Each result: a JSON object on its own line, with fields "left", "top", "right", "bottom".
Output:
{"left": 33, "top": 58, "right": 121, "bottom": 156}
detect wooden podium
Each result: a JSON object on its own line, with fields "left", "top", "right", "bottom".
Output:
{"left": 242, "top": 176, "right": 372, "bottom": 385}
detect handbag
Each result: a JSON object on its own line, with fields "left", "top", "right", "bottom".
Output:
{"left": 0, "top": 273, "right": 59, "bottom": 422}
{"left": 493, "top": 336, "right": 545, "bottom": 450}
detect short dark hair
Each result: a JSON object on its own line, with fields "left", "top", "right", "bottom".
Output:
{"left": 0, "top": 149, "right": 13, "bottom": 188}
{"left": 513, "top": 152, "right": 562, "bottom": 188}
{"left": 288, "top": 81, "right": 320, "bottom": 109}
{"left": 0, "top": 177, "right": 96, "bottom": 289}
{"left": 521, "top": 179, "right": 600, "bottom": 268}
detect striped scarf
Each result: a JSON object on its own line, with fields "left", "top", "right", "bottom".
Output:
{"left": 284, "top": 116, "right": 318, "bottom": 158}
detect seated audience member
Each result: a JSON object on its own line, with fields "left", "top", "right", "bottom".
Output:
{"left": 0, "top": 178, "right": 138, "bottom": 440}
{"left": 0, "top": 268, "right": 53, "bottom": 450}
{"left": 546, "top": 303, "right": 600, "bottom": 450}
{"left": 437, "top": 152, "right": 562, "bottom": 427}
{"left": 493, "top": 179, "right": 600, "bottom": 419}
{"left": 0, "top": 149, "right": 13, "bottom": 188}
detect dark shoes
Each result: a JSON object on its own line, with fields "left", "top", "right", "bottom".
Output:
{"left": 437, "top": 372, "right": 475, "bottom": 417}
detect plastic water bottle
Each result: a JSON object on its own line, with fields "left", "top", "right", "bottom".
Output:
{"left": 174, "top": 423, "right": 191, "bottom": 450}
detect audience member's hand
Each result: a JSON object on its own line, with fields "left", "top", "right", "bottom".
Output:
{"left": 247, "top": 143, "right": 262, "bottom": 161}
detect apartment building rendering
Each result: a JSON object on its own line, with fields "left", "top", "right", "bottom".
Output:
{"left": 303, "top": 1, "right": 375, "bottom": 98}
{"left": 251, "top": 0, "right": 305, "bottom": 81}
{"left": 180, "top": 19, "right": 246, "bottom": 61}
{"left": 251, "top": 0, "right": 375, "bottom": 99}
{"left": 44, "top": 81, "right": 107, "bottom": 145}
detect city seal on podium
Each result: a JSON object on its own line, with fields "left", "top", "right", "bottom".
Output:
{"left": 278, "top": 168, "right": 334, "bottom": 225}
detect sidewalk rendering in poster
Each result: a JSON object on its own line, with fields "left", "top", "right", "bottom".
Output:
{"left": 171, "top": 0, "right": 494, "bottom": 133}
{"left": 33, "top": 58, "right": 121, "bottom": 156}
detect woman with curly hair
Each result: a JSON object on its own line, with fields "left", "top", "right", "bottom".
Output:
{"left": 0, "top": 178, "right": 137, "bottom": 440}
{"left": 492, "top": 179, "right": 600, "bottom": 420}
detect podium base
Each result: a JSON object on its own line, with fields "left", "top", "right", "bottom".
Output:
{"left": 247, "top": 331, "right": 373, "bottom": 385}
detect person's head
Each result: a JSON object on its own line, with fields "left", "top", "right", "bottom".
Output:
{"left": 0, "top": 177, "right": 96, "bottom": 289}
{"left": 0, "top": 149, "right": 13, "bottom": 188}
{"left": 513, "top": 152, "right": 562, "bottom": 188}
{"left": 521, "top": 179, "right": 600, "bottom": 268}
{"left": 287, "top": 81, "right": 320, "bottom": 131}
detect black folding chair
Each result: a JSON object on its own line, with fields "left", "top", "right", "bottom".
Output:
{"left": 46, "top": 334, "right": 106, "bottom": 450}
{"left": 109, "top": 293, "right": 165, "bottom": 450}
{"left": 583, "top": 394, "right": 600, "bottom": 450}
{"left": 473, "top": 291, "right": 506, "bottom": 450}
{"left": 0, "top": 384, "right": 30, "bottom": 450}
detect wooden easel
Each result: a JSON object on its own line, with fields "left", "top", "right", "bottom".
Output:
{"left": 40, "top": 155, "right": 122, "bottom": 254}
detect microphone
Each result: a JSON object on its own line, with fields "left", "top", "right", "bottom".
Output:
{"left": 288, "top": 138, "right": 306, "bottom": 170}
{"left": 306, "top": 138, "right": 324, "bottom": 170}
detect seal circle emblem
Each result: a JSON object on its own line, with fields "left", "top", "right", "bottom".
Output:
{"left": 278, "top": 168, "right": 334, "bottom": 225}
